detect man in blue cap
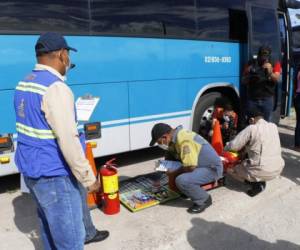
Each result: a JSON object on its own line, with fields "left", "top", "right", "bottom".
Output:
{"left": 14, "top": 32, "right": 108, "bottom": 249}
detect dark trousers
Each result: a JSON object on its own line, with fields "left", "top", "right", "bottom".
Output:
{"left": 247, "top": 97, "right": 273, "bottom": 122}
{"left": 175, "top": 165, "right": 222, "bottom": 205}
{"left": 294, "top": 94, "right": 300, "bottom": 147}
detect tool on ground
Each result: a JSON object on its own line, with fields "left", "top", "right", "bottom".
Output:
{"left": 119, "top": 172, "right": 180, "bottom": 212}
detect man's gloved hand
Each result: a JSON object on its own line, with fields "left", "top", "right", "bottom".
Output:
{"left": 87, "top": 180, "right": 101, "bottom": 193}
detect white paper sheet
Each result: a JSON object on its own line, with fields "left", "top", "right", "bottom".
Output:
{"left": 75, "top": 96, "right": 100, "bottom": 121}
{"left": 155, "top": 160, "right": 182, "bottom": 172}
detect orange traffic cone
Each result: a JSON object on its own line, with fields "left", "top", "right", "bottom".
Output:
{"left": 86, "top": 142, "right": 101, "bottom": 209}
{"left": 211, "top": 120, "right": 223, "bottom": 155}
{"left": 86, "top": 142, "right": 97, "bottom": 175}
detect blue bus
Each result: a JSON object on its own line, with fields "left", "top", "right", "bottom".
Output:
{"left": 0, "top": 0, "right": 299, "bottom": 177}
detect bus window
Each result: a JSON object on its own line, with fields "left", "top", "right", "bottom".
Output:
{"left": 249, "top": 6, "right": 280, "bottom": 60}
{"left": 159, "top": 0, "right": 197, "bottom": 38}
{"left": 195, "top": 0, "right": 230, "bottom": 41}
{"left": 90, "top": 0, "right": 164, "bottom": 36}
{"left": 279, "top": 13, "right": 290, "bottom": 116}
{"left": 91, "top": 0, "right": 196, "bottom": 39}
{"left": 292, "top": 27, "right": 300, "bottom": 49}
{"left": 0, "top": 0, "right": 90, "bottom": 35}
{"left": 229, "top": 9, "right": 247, "bottom": 42}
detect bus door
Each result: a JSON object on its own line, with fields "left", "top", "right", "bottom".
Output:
{"left": 287, "top": 6, "right": 300, "bottom": 116}
{"left": 246, "top": 3, "right": 282, "bottom": 122}
{"left": 278, "top": 12, "right": 291, "bottom": 117}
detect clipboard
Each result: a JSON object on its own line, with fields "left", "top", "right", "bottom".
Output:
{"left": 75, "top": 95, "right": 100, "bottom": 121}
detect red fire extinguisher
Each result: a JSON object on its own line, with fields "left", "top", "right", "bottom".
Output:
{"left": 99, "top": 158, "right": 120, "bottom": 215}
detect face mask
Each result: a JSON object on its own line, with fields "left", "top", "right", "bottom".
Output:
{"left": 158, "top": 144, "right": 169, "bottom": 150}
{"left": 65, "top": 59, "right": 75, "bottom": 74}
{"left": 63, "top": 61, "right": 75, "bottom": 81}
{"left": 65, "top": 60, "right": 71, "bottom": 73}
{"left": 61, "top": 51, "right": 75, "bottom": 77}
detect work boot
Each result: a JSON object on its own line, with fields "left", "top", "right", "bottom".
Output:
{"left": 244, "top": 180, "right": 251, "bottom": 186}
{"left": 187, "top": 195, "right": 212, "bottom": 214}
{"left": 85, "top": 230, "right": 109, "bottom": 245}
{"left": 246, "top": 181, "right": 266, "bottom": 197}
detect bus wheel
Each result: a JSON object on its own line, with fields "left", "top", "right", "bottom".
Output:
{"left": 192, "top": 92, "right": 229, "bottom": 139}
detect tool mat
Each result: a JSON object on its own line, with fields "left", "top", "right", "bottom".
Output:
{"left": 119, "top": 172, "right": 180, "bottom": 212}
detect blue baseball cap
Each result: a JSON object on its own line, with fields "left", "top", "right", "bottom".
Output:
{"left": 35, "top": 32, "right": 77, "bottom": 54}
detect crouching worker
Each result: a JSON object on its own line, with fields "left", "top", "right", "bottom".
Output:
{"left": 150, "top": 123, "right": 223, "bottom": 214}
{"left": 224, "top": 108, "right": 284, "bottom": 197}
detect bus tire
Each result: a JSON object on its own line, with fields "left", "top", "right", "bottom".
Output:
{"left": 192, "top": 92, "right": 230, "bottom": 139}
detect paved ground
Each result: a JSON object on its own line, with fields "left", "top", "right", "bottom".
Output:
{"left": 0, "top": 115, "right": 300, "bottom": 250}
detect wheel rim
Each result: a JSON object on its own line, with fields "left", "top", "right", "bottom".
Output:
{"left": 199, "top": 105, "right": 214, "bottom": 138}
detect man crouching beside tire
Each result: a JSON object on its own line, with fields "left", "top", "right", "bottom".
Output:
{"left": 224, "top": 107, "right": 284, "bottom": 197}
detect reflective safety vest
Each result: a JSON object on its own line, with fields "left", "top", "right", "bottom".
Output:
{"left": 14, "top": 69, "right": 71, "bottom": 178}
{"left": 169, "top": 126, "right": 223, "bottom": 179}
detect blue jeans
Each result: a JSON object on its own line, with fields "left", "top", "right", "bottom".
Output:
{"left": 175, "top": 167, "right": 220, "bottom": 205}
{"left": 294, "top": 94, "right": 300, "bottom": 147}
{"left": 78, "top": 183, "right": 97, "bottom": 242}
{"left": 24, "top": 176, "right": 85, "bottom": 250}
{"left": 247, "top": 97, "right": 273, "bottom": 121}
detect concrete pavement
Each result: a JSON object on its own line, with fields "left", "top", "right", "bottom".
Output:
{"left": 0, "top": 115, "right": 299, "bottom": 250}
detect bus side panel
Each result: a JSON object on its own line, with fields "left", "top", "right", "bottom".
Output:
{"left": 66, "top": 37, "right": 238, "bottom": 155}
{"left": 0, "top": 90, "right": 18, "bottom": 176}
{"left": 0, "top": 36, "right": 36, "bottom": 176}
{"left": 186, "top": 77, "right": 241, "bottom": 108}
{"left": 0, "top": 152, "right": 18, "bottom": 176}
{"left": 164, "top": 40, "right": 240, "bottom": 79}
{"left": 67, "top": 36, "right": 165, "bottom": 84}
{"left": 129, "top": 40, "right": 241, "bottom": 149}
{"left": 0, "top": 36, "right": 242, "bottom": 168}
{"left": 71, "top": 83, "right": 130, "bottom": 157}
{"left": 68, "top": 36, "right": 169, "bottom": 152}
{"left": 129, "top": 79, "right": 190, "bottom": 150}
{"left": 0, "top": 35, "right": 36, "bottom": 90}
{"left": 0, "top": 90, "right": 16, "bottom": 134}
